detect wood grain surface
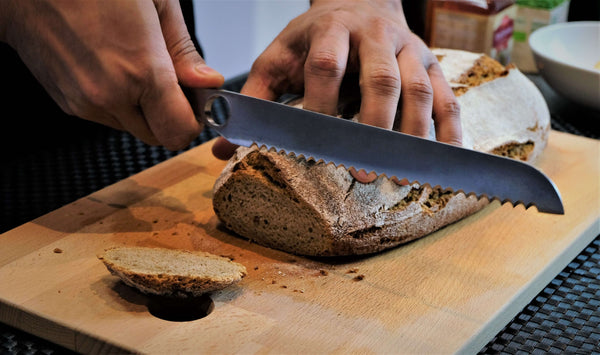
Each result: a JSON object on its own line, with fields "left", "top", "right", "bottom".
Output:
{"left": 0, "top": 131, "right": 598, "bottom": 354}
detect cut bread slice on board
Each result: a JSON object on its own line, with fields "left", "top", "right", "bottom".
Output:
{"left": 212, "top": 48, "right": 551, "bottom": 257}
{"left": 98, "top": 247, "right": 247, "bottom": 297}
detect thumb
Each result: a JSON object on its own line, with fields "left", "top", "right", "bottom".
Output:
{"left": 157, "top": 0, "right": 224, "bottom": 88}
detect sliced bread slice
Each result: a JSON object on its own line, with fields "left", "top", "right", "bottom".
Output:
{"left": 98, "top": 247, "right": 247, "bottom": 297}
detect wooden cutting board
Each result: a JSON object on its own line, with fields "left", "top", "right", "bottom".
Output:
{"left": 1, "top": 131, "right": 598, "bottom": 354}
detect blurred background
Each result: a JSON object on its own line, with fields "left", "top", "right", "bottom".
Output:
{"left": 193, "top": 0, "right": 309, "bottom": 80}
{"left": 193, "top": 0, "right": 599, "bottom": 80}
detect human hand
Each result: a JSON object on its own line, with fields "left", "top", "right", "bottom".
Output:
{"left": 0, "top": 0, "right": 224, "bottom": 151}
{"left": 212, "top": 0, "right": 461, "bottom": 183}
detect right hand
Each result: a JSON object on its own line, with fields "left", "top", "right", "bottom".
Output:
{"left": 0, "top": 0, "right": 224, "bottom": 151}
{"left": 211, "top": 0, "right": 461, "bottom": 184}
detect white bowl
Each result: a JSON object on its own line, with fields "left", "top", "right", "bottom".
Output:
{"left": 529, "top": 21, "right": 600, "bottom": 110}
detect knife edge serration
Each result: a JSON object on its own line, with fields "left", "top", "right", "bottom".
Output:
{"left": 252, "top": 143, "right": 563, "bottom": 214}
{"left": 191, "top": 88, "right": 563, "bottom": 215}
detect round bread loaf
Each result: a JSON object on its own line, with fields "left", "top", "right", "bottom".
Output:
{"left": 211, "top": 48, "right": 551, "bottom": 256}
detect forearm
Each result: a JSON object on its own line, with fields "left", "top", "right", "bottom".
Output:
{"left": 0, "top": 0, "right": 16, "bottom": 43}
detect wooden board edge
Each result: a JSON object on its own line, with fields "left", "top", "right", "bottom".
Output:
{"left": 457, "top": 216, "right": 600, "bottom": 354}
{"left": 0, "top": 299, "right": 135, "bottom": 354}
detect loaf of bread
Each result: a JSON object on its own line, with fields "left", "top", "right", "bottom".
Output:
{"left": 212, "top": 48, "right": 551, "bottom": 257}
{"left": 98, "top": 247, "right": 247, "bottom": 297}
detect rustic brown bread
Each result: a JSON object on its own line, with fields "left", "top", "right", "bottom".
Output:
{"left": 98, "top": 247, "right": 247, "bottom": 297}
{"left": 212, "top": 48, "right": 551, "bottom": 257}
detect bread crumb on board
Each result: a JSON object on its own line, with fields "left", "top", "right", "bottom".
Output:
{"left": 353, "top": 274, "right": 365, "bottom": 281}
{"left": 53, "top": 248, "right": 63, "bottom": 254}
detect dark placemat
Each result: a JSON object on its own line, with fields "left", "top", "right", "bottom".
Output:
{"left": 1, "top": 73, "right": 599, "bottom": 354}
{"left": 480, "top": 236, "right": 600, "bottom": 354}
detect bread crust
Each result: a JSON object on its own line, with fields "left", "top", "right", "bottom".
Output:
{"left": 212, "top": 49, "right": 550, "bottom": 257}
{"left": 98, "top": 247, "right": 247, "bottom": 297}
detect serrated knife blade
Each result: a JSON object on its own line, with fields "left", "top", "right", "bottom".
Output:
{"left": 188, "top": 88, "right": 564, "bottom": 214}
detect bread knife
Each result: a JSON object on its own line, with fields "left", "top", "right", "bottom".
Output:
{"left": 187, "top": 88, "right": 564, "bottom": 214}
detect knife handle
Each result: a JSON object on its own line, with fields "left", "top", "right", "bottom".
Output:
{"left": 184, "top": 87, "right": 231, "bottom": 129}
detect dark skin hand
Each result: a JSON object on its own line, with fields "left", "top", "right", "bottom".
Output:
{"left": 212, "top": 0, "right": 462, "bottom": 183}
{"left": 0, "top": 0, "right": 224, "bottom": 151}
{"left": 1, "top": 0, "right": 461, "bottom": 184}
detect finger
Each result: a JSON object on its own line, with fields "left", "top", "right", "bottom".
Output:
{"left": 241, "top": 41, "right": 296, "bottom": 101}
{"left": 138, "top": 0, "right": 208, "bottom": 150}
{"left": 397, "top": 43, "right": 434, "bottom": 138}
{"left": 216, "top": 42, "right": 297, "bottom": 160}
{"left": 112, "top": 106, "right": 161, "bottom": 146}
{"left": 140, "top": 68, "right": 201, "bottom": 151}
{"left": 357, "top": 40, "right": 401, "bottom": 129}
{"left": 157, "top": 0, "right": 224, "bottom": 88}
{"left": 350, "top": 168, "right": 378, "bottom": 184}
{"left": 210, "top": 58, "right": 277, "bottom": 160}
{"left": 212, "top": 137, "right": 239, "bottom": 160}
{"left": 62, "top": 86, "right": 160, "bottom": 146}
{"left": 303, "top": 22, "right": 349, "bottom": 116}
{"left": 428, "top": 61, "right": 462, "bottom": 146}
{"left": 211, "top": 53, "right": 279, "bottom": 161}
{"left": 240, "top": 65, "right": 279, "bottom": 101}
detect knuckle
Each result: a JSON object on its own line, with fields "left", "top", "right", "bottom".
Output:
{"left": 168, "top": 36, "right": 197, "bottom": 60}
{"left": 82, "top": 84, "right": 110, "bottom": 109}
{"left": 368, "top": 17, "right": 396, "bottom": 39}
{"left": 140, "top": 66, "right": 178, "bottom": 99}
{"left": 441, "top": 98, "right": 461, "bottom": 117}
{"left": 58, "top": 99, "right": 77, "bottom": 117}
{"left": 311, "top": 12, "right": 348, "bottom": 32}
{"left": 305, "top": 51, "right": 344, "bottom": 78}
{"left": 404, "top": 79, "right": 433, "bottom": 102}
{"left": 363, "top": 68, "right": 401, "bottom": 97}
{"left": 69, "top": 79, "right": 114, "bottom": 117}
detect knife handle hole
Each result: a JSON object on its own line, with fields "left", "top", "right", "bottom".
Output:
{"left": 203, "top": 95, "right": 230, "bottom": 128}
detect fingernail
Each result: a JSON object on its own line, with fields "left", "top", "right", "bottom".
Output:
{"left": 392, "top": 177, "right": 410, "bottom": 186}
{"left": 356, "top": 170, "right": 369, "bottom": 181}
{"left": 351, "top": 168, "right": 377, "bottom": 183}
{"left": 195, "top": 64, "right": 220, "bottom": 76}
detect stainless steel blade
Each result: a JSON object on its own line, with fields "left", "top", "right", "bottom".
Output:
{"left": 188, "top": 88, "right": 564, "bottom": 214}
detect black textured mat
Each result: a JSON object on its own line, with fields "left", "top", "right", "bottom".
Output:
{"left": 480, "top": 237, "right": 600, "bottom": 354}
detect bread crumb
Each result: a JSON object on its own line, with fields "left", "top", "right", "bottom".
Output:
{"left": 281, "top": 285, "right": 288, "bottom": 289}
{"left": 319, "top": 269, "right": 329, "bottom": 276}
{"left": 346, "top": 268, "right": 358, "bottom": 274}
{"left": 220, "top": 254, "right": 235, "bottom": 261}
{"left": 53, "top": 248, "right": 63, "bottom": 254}
{"left": 353, "top": 274, "right": 365, "bottom": 281}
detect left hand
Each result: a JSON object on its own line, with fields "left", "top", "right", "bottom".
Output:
{"left": 212, "top": 0, "right": 462, "bottom": 183}
{"left": 1, "top": 0, "right": 224, "bottom": 151}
